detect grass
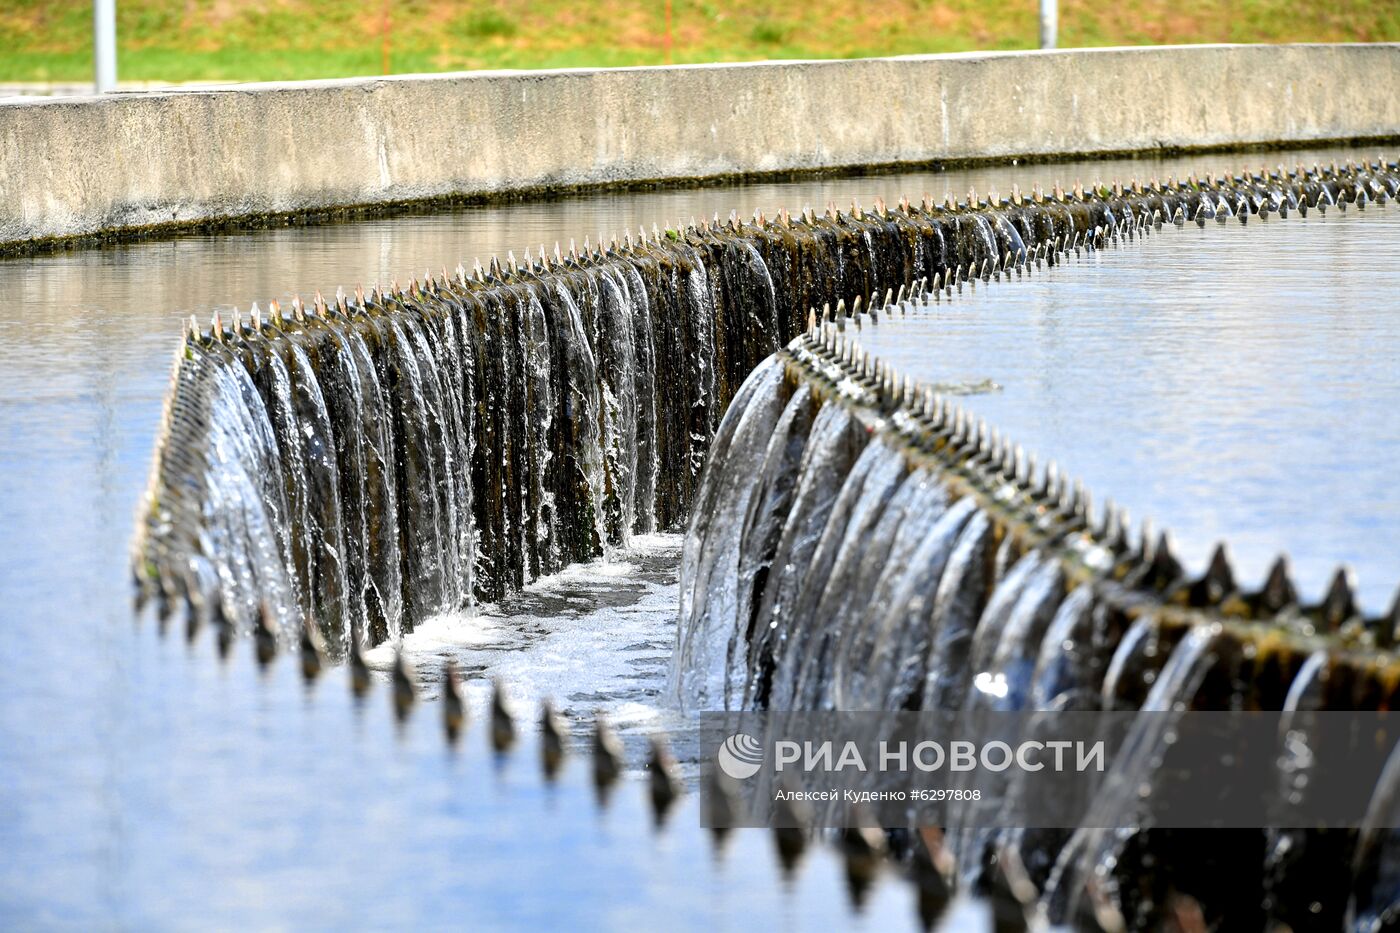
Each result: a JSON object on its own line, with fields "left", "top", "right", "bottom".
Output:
{"left": 0, "top": 0, "right": 1396, "bottom": 84}
{"left": 458, "top": 9, "right": 518, "bottom": 40}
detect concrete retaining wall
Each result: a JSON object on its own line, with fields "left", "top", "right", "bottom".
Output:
{"left": 3, "top": 44, "right": 1399, "bottom": 250}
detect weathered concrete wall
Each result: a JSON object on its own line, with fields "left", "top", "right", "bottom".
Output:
{"left": 3, "top": 44, "right": 1398, "bottom": 249}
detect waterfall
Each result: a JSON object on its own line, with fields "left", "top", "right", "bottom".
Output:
{"left": 727, "top": 383, "right": 820, "bottom": 709}
{"left": 143, "top": 199, "right": 852, "bottom": 645}
{"left": 202, "top": 351, "right": 298, "bottom": 631}
{"left": 148, "top": 179, "right": 1033, "bottom": 644}
{"left": 683, "top": 343, "right": 1386, "bottom": 923}
{"left": 778, "top": 439, "right": 910, "bottom": 712}
{"left": 1262, "top": 651, "right": 1359, "bottom": 929}
{"left": 128, "top": 157, "right": 1400, "bottom": 928}
{"left": 668, "top": 157, "right": 1400, "bottom": 918}
{"left": 1349, "top": 744, "right": 1400, "bottom": 932}
{"left": 828, "top": 468, "right": 951, "bottom": 710}
{"left": 133, "top": 166, "right": 1396, "bottom": 644}
{"left": 744, "top": 402, "right": 868, "bottom": 710}
{"left": 672, "top": 356, "right": 789, "bottom": 709}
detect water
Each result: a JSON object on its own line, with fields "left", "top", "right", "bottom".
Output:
{"left": 363, "top": 534, "right": 687, "bottom": 760}
{"left": 2, "top": 617, "right": 923, "bottom": 930}
{"left": 853, "top": 205, "right": 1400, "bottom": 610}
{"left": 0, "top": 145, "right": 1380, "bottom": 927}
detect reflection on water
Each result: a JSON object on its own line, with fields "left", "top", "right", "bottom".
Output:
{"left": 855, "top": 206, "right": 1400, "bottom": 610}
{"left": 0, "top": 145, "right": 1380, "bottom": 926}
{"left": 2, "top": 615, "right": 924, "bottom": 930}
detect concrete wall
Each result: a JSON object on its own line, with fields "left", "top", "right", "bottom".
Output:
{"left": 3, "top": 44, "right": 1399, "bottom": 250}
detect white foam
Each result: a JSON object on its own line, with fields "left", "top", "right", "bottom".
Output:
{"left": 366, "top": 534, "right": 684, "bottom": 739}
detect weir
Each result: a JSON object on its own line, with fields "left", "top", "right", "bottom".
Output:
{"left": 4, "top": 36, "right": 1400, "bottom": 931}
{"left": 135, "top": 158, "right": 1397, "bottom": 646}
{"left": 684, "top": 328, "right": 1400, "bottom": 923}
{"left": 122, "top": 152, "right": 1400, "bottom": 929}
{"left": 673, "top": 174, "right": 1400, "bottom": 927}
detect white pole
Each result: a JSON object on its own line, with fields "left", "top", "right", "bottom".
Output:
{"left": 93, "top": 0, "right": 117, "bottom": 93}
{"left": 1039, "top": 0, "right": 1057, "bottom": 49}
